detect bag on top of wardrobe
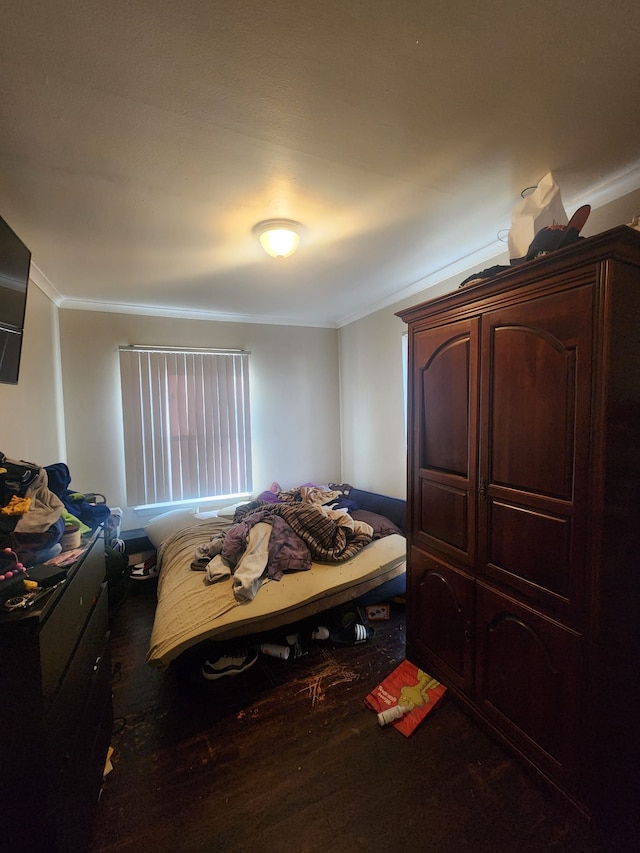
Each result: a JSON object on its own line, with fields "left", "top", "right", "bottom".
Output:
{"left": 508, "top": 171, "right": 569, "bottom": 264}
{"left": 458, "top": 172, "right": 590, "bottom": 288}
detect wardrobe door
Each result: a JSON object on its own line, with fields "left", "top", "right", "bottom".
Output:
{"left": 478, "top": 283, "right": 595, "bottom": 625}
{"left": 410, "top": 318, "right": 480, "bottom": 568}
{"left": 407, "top": 546, "right": 475, "bottom": 694}
{"left": 476, "top": 583, "right": 582, "bottom": 788}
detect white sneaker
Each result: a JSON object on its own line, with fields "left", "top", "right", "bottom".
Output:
{"left": 201, "top": 649, "right": 258, "bottom": 680}
{"left": 130, "top": 558, "right": 158, "bottom": 581}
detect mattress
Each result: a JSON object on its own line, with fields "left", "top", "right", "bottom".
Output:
{"left": 146, "top": 518, "right": 406, "bottom": 671}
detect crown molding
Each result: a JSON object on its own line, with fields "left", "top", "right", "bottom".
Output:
{"left": 337, "top": 160, "right": 640, "bottom": 328}
{"left": 29, "top": 262, "right": 63, "bottom": 305}
{"left": 57, "top": 298, "right": 337, "bottom": 329}
{"left": 27, "top": 161, "right": 640, "bottom": 331}
{"left": 336, "top": 238, "right": 508, "bottom": 328}
{"left": 565, "top": 159, "right": 640, "bottom": 210}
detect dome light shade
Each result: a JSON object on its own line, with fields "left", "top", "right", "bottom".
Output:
{"left": 254, "top": 219, "right": 301, "bottom": 259}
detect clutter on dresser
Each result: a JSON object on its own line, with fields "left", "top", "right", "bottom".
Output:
{"left": 0, "top": 546, "right": 28, "bottom": 602}
{"left": 44, "top": 462, "right": 111, "bottom": 533}
{"left": 0, "top": 452, "right": 40, "bottom": 504}
{"left": 0, "top": 454, "right": 61, "bottom": 564}
{"left": 3, "top": 579, "right": 66, "bottom": 611}
{"left": 25, "top": 562, "right": 68, "bottom": 587}
{"left": 0, "top": 452, "right": 114, "bottom": 569}
{"left": 60, "top": 521, "right": 81, "bottom": 550}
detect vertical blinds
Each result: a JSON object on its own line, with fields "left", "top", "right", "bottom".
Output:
{"left": 119, "top": 348, "right": 252, "bottom": 506}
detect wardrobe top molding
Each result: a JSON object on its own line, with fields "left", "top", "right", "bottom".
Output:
{"left": 397, "top": 225, "right": 640, "bottom": 326}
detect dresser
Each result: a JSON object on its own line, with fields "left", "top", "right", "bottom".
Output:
{"left": 0, "top": 530, "right": 112, "bottom": 853}
{"left": 397, "top": 225, "right": 640, "bottom": 823}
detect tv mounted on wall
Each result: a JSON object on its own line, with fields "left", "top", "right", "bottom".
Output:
{"left": 0, "top": 214, "right": 31, "bottom": 385}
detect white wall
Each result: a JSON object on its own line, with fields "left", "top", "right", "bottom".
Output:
{"left": 338, "top": 308, "right": 408, "bottom": 498}
{"left": 0, "top": 281, "right": 65, "bottom": 464}
{"left": 57, "top": 310, "right": 341, "bottom": 530}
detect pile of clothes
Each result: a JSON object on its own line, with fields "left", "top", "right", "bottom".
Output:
{"left": 191, "top": 485, "right": 374, "bottom": 603}
{"left": 0, "top": 455, "right": 110, "bottom": 566}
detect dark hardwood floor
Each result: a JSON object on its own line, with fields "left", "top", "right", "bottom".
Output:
{"left": 90, "top": 583, "right": 638, "bottom": 853}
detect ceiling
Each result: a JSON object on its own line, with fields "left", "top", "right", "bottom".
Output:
{"left": 2, "top": 2, "right": 640, "bottom": 329}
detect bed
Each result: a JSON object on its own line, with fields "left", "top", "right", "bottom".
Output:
{"left": 146, "top": 487, "right": 406, "bottom": 671}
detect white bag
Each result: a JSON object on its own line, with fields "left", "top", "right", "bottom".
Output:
{"left": 508, "top": 172, "right": 568, "bottom": 263}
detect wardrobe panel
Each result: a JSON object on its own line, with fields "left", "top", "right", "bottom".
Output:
{"left": 408, "top": 546, "right": 475, "bottom": 693}
{"left": 487, "top": 499, "right": 572, "bottom": 603}
{"left": 419, "top": 480, "right": 467, "bottom": 551}
{"left": 476, "top": 583, "right": 582, "bottom": 782}
{"left": 411, "top": 318, "right": 479, "bottom": 566}
{"left": 419, "top": 336, "right": 470, "bottom": 477}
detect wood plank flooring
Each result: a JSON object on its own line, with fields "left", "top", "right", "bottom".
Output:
{"left": 90, "top": 583, "right": 638, "bottom": 853}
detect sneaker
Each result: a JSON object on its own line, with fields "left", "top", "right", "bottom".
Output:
{"left": 201, "top": 649, "right": 259, "bottom": 680}
{"left": 130, "top": 556, "right": 159, "bottom": 581}
{"left": 328, "top": 607, "right": 374, "bottom": 645}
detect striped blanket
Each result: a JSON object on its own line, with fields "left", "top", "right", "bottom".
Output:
{"left": 234, "top": 500, "right": 373, "bottom": 563}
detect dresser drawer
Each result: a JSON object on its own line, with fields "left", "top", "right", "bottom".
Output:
{"left": 40, "top": 536, "right": 105, "bottom": 699}
{"left": 46, "top": 585, "right": 112, "bottom": 852}
{"left": 0, "top": 526, "right": 112, "bottom": 853}
{"left": 46, "top": 583, "right": 109, "bottom": 768}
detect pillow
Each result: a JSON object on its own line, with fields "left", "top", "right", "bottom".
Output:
{"left": 214, "top": 502, "right": 247, "bottom": 519}
{"left": 192, "top": 508, "right": 220, "bottom": 520}
{"left": 145, "top": 508, "right": 212, "bottom": 547}
{"left": 350, "top": 509, "right": 403, "bottom": 540}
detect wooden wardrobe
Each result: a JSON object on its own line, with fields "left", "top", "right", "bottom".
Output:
{"left": 397, "top": 225, "right": 640, "bottom": 823}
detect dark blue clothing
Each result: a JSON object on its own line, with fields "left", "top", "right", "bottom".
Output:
{"left": 45, "top": 463, "right": 110, "bottom": 531}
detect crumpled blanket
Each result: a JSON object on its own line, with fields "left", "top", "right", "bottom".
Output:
{"left": 223, "top": 511, "right": 311, "bottom": 578}
{"left": 192, "top": 512, "right": 311, "bottom": 581}
{"left": 276, "top": 485, "right": 343, "bottom": 505}
{"left": 235, "top": 501, "right": 373, "bottom": 563}
{"left": 191, "top": 492, "right": 374, "bottom": 604}
{"left": 228, "top": 503, "right": 372, "bottom": 600}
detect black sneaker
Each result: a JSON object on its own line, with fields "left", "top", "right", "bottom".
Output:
{"left": 201, "top": 649, "right": 259, "bottom": 680}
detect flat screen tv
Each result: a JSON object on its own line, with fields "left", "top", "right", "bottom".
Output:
{"left": 0, "top": 214, "right": 31, "bottom": 384}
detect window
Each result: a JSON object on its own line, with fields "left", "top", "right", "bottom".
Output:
{"left": 119, "top": 347, "right": 252, "bottom": 507}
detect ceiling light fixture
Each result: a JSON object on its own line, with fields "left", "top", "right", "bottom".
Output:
{"left": 253, "top": 219, "right": 301, "bottom": 259}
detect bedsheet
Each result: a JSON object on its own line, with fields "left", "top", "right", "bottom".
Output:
{"left": 146, "top": 517, "right": 406, "bottom": 671}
